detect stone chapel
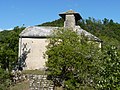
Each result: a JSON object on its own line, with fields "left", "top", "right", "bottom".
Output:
{"left": 18, "top": 10, "right": 102, "bottom": 70}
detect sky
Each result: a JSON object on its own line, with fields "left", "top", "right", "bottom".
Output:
{"left": 0, "top": 0, "right": 120, "bottom": 30}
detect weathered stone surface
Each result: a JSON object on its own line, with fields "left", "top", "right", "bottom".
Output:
{"left": 20, "top": 26, "right": 58, "bottom": 37}
{"left": 18, "top": 38, "right": 48, "bottom": 70}
{"left": 28, "top": 74, "right": 54, "bottom": 90}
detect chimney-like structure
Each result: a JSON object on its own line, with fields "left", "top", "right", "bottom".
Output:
{"left": 59, "top": 10, "right": 82, "bottom": 29}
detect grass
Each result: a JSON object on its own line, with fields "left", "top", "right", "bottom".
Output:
{"left": 22, "top": 70, "right": 46, "bottom": 75}
{"left": 9, "top": 80, "right": 29, "bottom": 90}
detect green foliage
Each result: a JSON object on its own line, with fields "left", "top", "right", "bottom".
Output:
{"left": 0, "top": 26, "right": 25, "bottom": 89}
{"left": 45, "top": 28, "right": 101, "bottom": 89}
{"left": 96, "top": 46, "right": 120, "bottom": 90}
{"left": 38, "top": 18, "right": 64, "bottom": 27}
{"left": 0, "top": 26, "right": 25, "bottom": 71}
{"left": 79, "top": 18, "right": 120, "bottom": 49}
{"left": 40, "top": 17, "right": 120, "bottom": 50}
{"left": 9, "top": 81, "right": 29, "bottom": 90}
{"left": 0, "top": 68, "right": 10, "bottom": 90}
{"left": 38, "top": 17, "right": 120, "bottom": 51}
{"left": 45, "top": 28, "right": 120, "bottom": 89}
{"left": 0, "top": 16, "right": 120, "bottom": 90}
{"left": 22, "top": 70, "right": 45, "bottom": 75}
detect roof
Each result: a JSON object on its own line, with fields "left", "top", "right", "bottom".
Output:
{"left": 20, "top": 26, "right": 101, "bottom": 42}
{"left": 59, "top": 10, "right": 82, "bottom": 20}
{"left": 76, "top": 26, "right": 101, "bottom": 42}
{"left": 19, "top": 26, "right": 58, "bottom": 38}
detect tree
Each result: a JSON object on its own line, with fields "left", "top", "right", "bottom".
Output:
{"left": 45, "top": 28, "right": 101, "bottom": 89}
{"left": 0, "top": 26, "right": 25, "bottom": 71}
{"left": 97, "top": 45, "right": 120, "bottom": 90}
{"left": 0, "top": 26, "right": 25, "bottom": 89}
{"left": 0, "top": 68, "right": 10, "bottom": 90}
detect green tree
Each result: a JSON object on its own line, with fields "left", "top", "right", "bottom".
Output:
{"left": 45, "top": 28, "right": 101, "bottom": 89}
{"left": 0, "top": 26, "right": 25, "bottom": 71}
{"left": 97, "top": 45, "right": 120, "bottom": 90}
{"left": 0, "top": 68, "right": 10, "bottom": 90}
{"left": 0, "top": 26, "right": 25, "bottom": 89}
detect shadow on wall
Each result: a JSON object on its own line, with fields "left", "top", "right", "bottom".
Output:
{"left": 16, "top": 43, "right": 31, "bottom": 71}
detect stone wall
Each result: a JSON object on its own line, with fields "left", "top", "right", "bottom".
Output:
{"left": 11, "top": 70, "right": 54, "bottom": 90}
{"left": 28, "top": 74, "right": 54, "bottom": 90}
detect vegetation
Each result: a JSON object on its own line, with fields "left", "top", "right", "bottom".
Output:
{"left": 0, "top": 26, "right": 25, "bottom": 90}
{"left": 45, "top": 28, "right": 120, "bottom": 89}
{"left": 38, "top": 18, "right": 64, "bottom": 27}
{"left": 79, "top": 18, "right": 120, "bottom": 50}
{"left": 22, "top": 70, "right": 46, "bottom": 75}
{"left": 0, "top": 17, "right": 120, "bottom": 89}
{"left": 0, "top": 26, "right": 25, "bottom": 71}
{"left": 40, "top": 18, "right": 120, "bottom": 50}
{"left": 0, "top": 68, "right": 10, "bottom": 90}
{"left": 98, "top": 45, "right": 120, "bottom": 89}
{"left": 9, "top": 81, "right": 29, "bottom": 90}
{"left": 45, "top": 28, "right": 100, "bottom": 89}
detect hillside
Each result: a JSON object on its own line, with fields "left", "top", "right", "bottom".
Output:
{"left": 38, "top": 18, "right": 120, "bottom": 49}
{"left": 0, "top": 17, "right": 120, "bottom": 89}
{"left": 38, "top": 18, "right": 64, "bottom": 27}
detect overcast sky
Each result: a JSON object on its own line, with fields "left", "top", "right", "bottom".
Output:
{"left": 0, "top": 0, "right": 120, "bottom": 30}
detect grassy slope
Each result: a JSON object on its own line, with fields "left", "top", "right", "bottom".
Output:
{"left": 9, "top": 81, "right": 29, "bottom": 90}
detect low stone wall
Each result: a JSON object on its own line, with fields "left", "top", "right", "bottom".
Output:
{"left": 28, "top": 74, "right": 54, "bottom": 90}
{"left": 10, "top": 70, "right": 55, "bottom": 90}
